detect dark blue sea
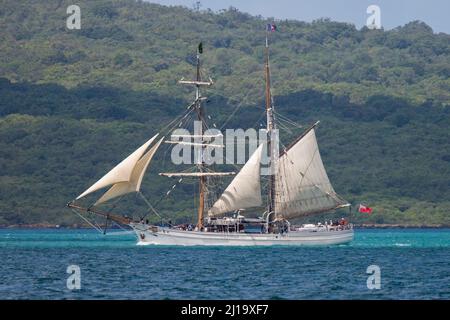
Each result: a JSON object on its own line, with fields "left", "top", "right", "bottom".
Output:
{"left": 0, "top": 228, "right": 449, "bottom": 299}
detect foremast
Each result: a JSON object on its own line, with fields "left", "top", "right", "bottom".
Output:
{"left": 179, "top": 43, "right": 212, "bottom": 230}
{"left": 196, "top": 44, "right": 207, "bottom": 230}
{"left": 265, "top": 30, "right": 276, "bottom": 218}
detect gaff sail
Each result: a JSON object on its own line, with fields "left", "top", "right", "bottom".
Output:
{"left": 275, "top": 128, "right": 348, "bottom": 218}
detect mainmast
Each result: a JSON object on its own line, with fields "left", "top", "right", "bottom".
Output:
{"left": 265, "top": 28, "right": 276, "bottom": 217}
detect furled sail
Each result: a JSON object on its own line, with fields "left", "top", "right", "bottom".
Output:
{"left": 159, "top": 172, "right": 235, "bottom": 177}
{"left": 76, "top": 134, "right": 160, "bottom": 202}
{"left": 275, "top": 128, "right": 347, "bottom": 218}
{"left": 95, "top": 137, "right": 164, "bottom": 205}
{"left": 208, "top": 144, "right": 264, "bottom": 216}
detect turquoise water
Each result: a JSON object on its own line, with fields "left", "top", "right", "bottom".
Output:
{"left": 0, "top": 228, "right": 449, "bottom": 299}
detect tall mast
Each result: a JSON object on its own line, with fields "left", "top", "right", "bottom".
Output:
{"left": 179, "top": 43, "right": 213, "bottom": 230}
{"left": 195, "top": 44, "right": 206, "bottom": 230}
{"left": 265, "top": 29, "right": 276, "bottom": 217}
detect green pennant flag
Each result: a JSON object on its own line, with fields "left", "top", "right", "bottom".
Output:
{"left": 198, "top": 42, "right": 203, "bottom": 54}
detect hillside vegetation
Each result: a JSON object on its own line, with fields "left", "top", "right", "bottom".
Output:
{"left": 0, "top": 1, "right": 449, "bottom": 226}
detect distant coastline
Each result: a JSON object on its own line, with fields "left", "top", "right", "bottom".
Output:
{"left": 0, "top": 223, "right": 98, "bottom": 229}
{"left": 355, "top": 224, "right": 449, "bottom": 229}
{"left": 1, "top": 223, "right": 449, "bottom": 229}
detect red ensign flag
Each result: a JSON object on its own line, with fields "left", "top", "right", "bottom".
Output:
{"left": 358, "top": 204, "right": 373, "bottom": 214}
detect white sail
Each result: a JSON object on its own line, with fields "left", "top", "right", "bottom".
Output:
{"left": 275, "top": 128, "right": 346, "bottom": 218}
{"left": 76, "top": 134, "right": 159, "bottom": 200}
{"left": 95, "top": 137, "right": 164, "bottom": 205}
{"left": 208, "top": 144, "right": 264, "bottom": 216}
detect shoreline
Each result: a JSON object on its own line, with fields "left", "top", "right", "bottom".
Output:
{"left": 355, "top": 223, "right": 449, "bottom": 229}
{"left": 1, "top": 223, "right": 449, "bottom": 229}
{"left": 0, "top": 223, "right": 115, "bottom": 229}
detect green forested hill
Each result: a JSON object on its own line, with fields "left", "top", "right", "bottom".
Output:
{"left": 0, "top": 1, "right": 449, "bottom": 226}
{"left": 2, "top": 0, "right": 450, "bottom": 105}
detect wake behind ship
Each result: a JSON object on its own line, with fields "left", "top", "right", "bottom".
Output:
{"left": 68, "top": 26, "right": 354, "bottom": 246}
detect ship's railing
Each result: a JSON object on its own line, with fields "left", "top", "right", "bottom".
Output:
{"left": 326, "top": 223, "right": 353, "bottom": 231}
{"left": 290, "top": 222, "right": 353, "bottom": 232}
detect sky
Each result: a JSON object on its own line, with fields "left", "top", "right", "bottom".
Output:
{"left": 147, "top": 0, "right": 450, "bottom": 34}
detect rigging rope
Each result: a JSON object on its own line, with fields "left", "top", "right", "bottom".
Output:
{"left": 70, "top": 208, "right": 103, "bottom": 234}
{"left": 273, "top": 110, "right": 303, "bottom": 129}
{"left": 212, "top": 86, "right": 263, "bottom": 130}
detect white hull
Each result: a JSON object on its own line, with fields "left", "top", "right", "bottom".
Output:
{"left": 130, "top": 223, "right": 354, "bottom": 246}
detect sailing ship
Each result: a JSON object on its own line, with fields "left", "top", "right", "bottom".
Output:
{"left": 68, "top": 30, "right": 354, "bottom": 246}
